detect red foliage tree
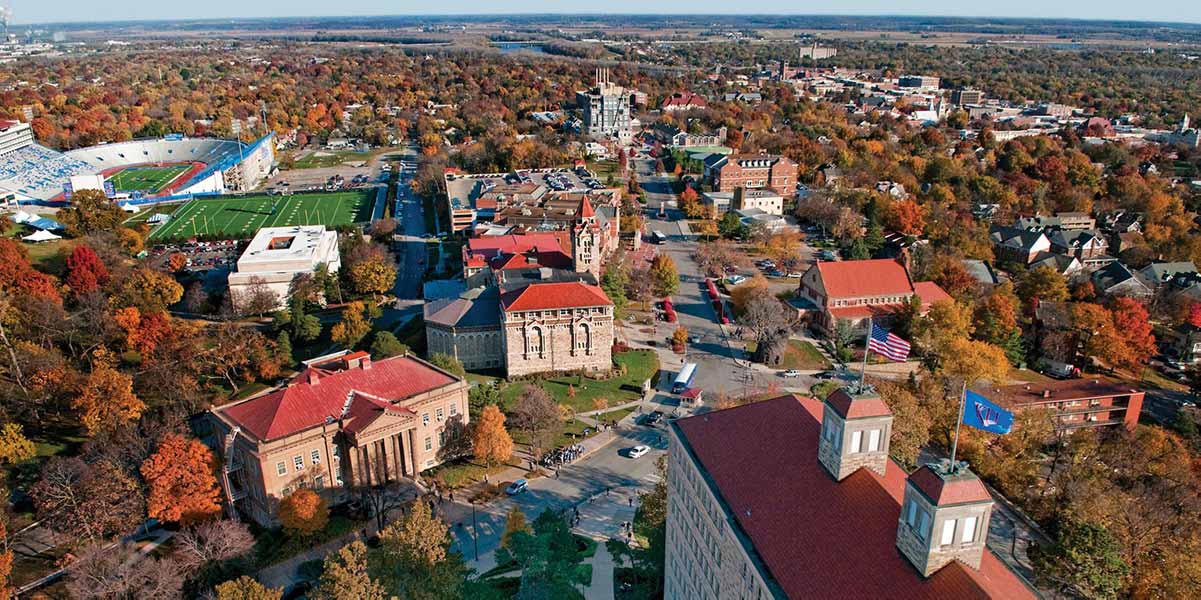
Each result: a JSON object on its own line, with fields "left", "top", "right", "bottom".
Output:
{"left": 1109, "top": 297, "right": 1157, "bottom": 369}
{"left": 0, "top": 238, "right": 61, "bottom": 304}
{"left": 1189, "top": 303, "right": 1201, "bottom": 329}
{"left": 65, "top": 244, "right": 110, "bottom": 295}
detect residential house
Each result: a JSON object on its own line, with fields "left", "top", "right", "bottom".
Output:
{"left": 1090, "top": 262, "right": 1154, "bottom": 299}
{"left": 1030, "top": 252, "right": 1084, "bottom": 277}
{"left": 1047, "top": 229, "right": 1112, "bottom": 268}
{"left": 1138, "top": 262, "right": 1198, "bottom": 289}
{"left": 989, "top": 226, "right": 1051, "bottom": 264}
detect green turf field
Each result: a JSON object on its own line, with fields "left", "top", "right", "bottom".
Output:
{"left": 146, "top": 190, "right": 375, "bottom": 240}
{"left": 108, "top": 165, "right": 192, "bottom": 192}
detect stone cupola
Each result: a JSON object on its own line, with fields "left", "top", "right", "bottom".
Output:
{"left": 896, "top": 461, "right": 995, "bottom": 577}
{"left": 817, "top": 386, "right": 894, "bottom": 481}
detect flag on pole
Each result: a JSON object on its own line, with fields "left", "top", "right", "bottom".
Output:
{"left": 963, "top": 390, "right": 1014, "bottom": 435}
{"left": 867, "top": 323, "right": 911, "bottom": 362}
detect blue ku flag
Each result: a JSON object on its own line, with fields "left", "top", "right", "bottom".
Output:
{"left": 963, "top": 390, "right": 1014, "bottom": 435}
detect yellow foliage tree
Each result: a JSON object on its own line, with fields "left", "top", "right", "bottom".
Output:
{"left": 331, "top": 301, "right": 371, "bottom": 349}
{"left": 472, "top": 405, "right": 514, "bottom": 468}
{"left": 72, "top": 366, "right": 145, "bottom": 434}
{"left": 939, "top": 338, "right": 1010, "bottom": 386}
{"left": 214, "top": 576, "right": 282, "bottom": 600}
{"left": 0, "top": 423, "right": 36, "bottom": 466}
{"left": 349, "top": 258, "right": 396, "bottom": 297}
{"left": 278, "top": 488, "right": 328, "bottom": 538}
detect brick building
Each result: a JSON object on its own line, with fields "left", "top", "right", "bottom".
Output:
{"left": 797, "top": 258, "right": 951, "bottom": 334}
{"left": 707, "top": 153, "right": 798, "bottom": 194}
{"left": 207, "top": 352, "right": 469, "bottom": 526}
{"left": 977, "top": 378, "right": 1144, "bottom": 431}
{"left": 665, "top": 391, "right": 1034, "bottom": 599}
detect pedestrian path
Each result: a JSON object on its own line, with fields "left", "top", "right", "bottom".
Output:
{"left": 584, "top": 543, "right": 616, "bottom": 600}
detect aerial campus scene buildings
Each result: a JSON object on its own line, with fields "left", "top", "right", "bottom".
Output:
{"left": 2, "top": 2, "right": 1201, "bottom": 599}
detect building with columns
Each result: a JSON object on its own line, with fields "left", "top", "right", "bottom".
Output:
{"left": 664, "top": 391, "right": 1034, "bottom": 599}
{"left": 206, "top": 351, "right": 469, "bottom": 526}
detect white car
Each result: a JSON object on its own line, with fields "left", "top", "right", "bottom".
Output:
{"left": 780, "top": 369, "right": 802, "bottom": 378}
{"left": 726, "top": 275, "right": 747, "bottom": 285}
{"left": 627, "top": 445, "right": 650, "bottom": 459}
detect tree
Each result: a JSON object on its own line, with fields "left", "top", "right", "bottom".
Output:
{"left": 649, "top": 254, "right": 680, "bottom": 297}
{"left": 65, "top": 542, "right": 183, "bottom": 600}
{"left": 972, "top": 283, "right": 1020, "bottom": 346}
{"left": 113, "top": 267, "right": 184, "bottom": 313}
{"left": 314, "top": 540, "right": 386, "bottom": 600}
{"left": 429, "top": 352, "right": 466, "bottom": 378}
{"left": 1109, "top": 297, "right": 1156, "bottom": 369}
{"left": 501, "top": 505, "right": 530, "bottom": 550}
{"left": 73, "top": 365, "right": 145, "bottom": 434}
{"left": 740, "top": 295, "right": 795, "bottom": 365}
{"left": 348, "top": 257, "right": 396, "bottom": 297}
{"left": 1072, "top": 302, "right": 1127, "bottom": 370}
{"left": 1034, "top": 521, "right": 1129, "bottom": 600}
{"left": 331, "top": 301, "right": 372, "bottom": 349}
{"left": 0, "top": 423, "right": 35, "bottom": 466}
{"left": 238, "top": 276, "right": 279, "bottom": 317}
{"left": 938, "top": 338, "right": 1010, "bottom": 386}
{"left": 369, "top": 331, "right": 408, "bottom": 358}
{"left": 278, "top": 488, "right": 328, "bottom": 538}
{"left": 728, "top": 275, "right": 772, "bottom": 315}
{"left": 1017, "top": 265, "right": 1069, "bottom": 307}
{"left": 509, "top": 385, "right": 561, "bottom": 456}
{"left": 472, "top": 404, "right": 514, "bottom": 468}
{"left": 0, "top": 238, "right": 62, "bottom": 303}
{"left": 672, "top": 326, "right": 689, "bottom": 351}
{"left": 693, "top": 239, "right": 748, "bottom": 278}
{"left": 173, "top": 519, "right": 255, "bottom": 573}
{"left": 600, "top": 251, "right": 630, "bottom": 316}
{"left": 717, "top": 211, "right": 748, "bottom": 239}
{"left": 630, "top": 455, "right": 668, "bottom": 591}
{"left": 56, "top": 188, "right": 125, "bottom": 237}
{"left": 31, "top": 457, "right": 145, "bottom": 542}
{"left": 498, "top": 508, "right": 588, "bottom": 598}
{"left": 64, "top": 245, "right": 110, "bottom": 296}
{"left": 877, "top": 381, "right": 931, "bottom": 468}
{"left": 214, "top": 577, "right": 282, "bottom": 600}
{"left": 922, "top": 253, "right": 977, "bottom": 300}
{"left": 380, "top": 499, "right": 448, "bottom": 567}
{"left": 140, "top": 433, "right": 222, "bottom": 525}
{"left": 368, "top": 218, "right": 398, "bottom": 241}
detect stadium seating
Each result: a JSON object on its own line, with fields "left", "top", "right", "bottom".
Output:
{"left": 65, "top": 138, "right": 244, "bottom": 170}
{"left": 0, "top": 144, "right": 97, "bottom": 198}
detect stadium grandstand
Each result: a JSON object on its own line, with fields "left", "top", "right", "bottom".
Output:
{"left": 0, "top": 130, "right": 275, "bottom": 204}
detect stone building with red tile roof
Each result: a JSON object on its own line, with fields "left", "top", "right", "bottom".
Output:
{"left": 665, "top": 391, "right": 1037, "bottom": 599}
{"left": 207, "top": 351, "right": 469, "bottom": 526}
{"left": 798, "top": 258, "right": 951, "bottom": 334}
{"left": 499, "top": 281, "right": 615, "bottom": 377}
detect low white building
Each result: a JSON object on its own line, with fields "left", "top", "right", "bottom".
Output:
{"left": 228, "top": 225, "right": 341, "bottom": 310}
{"left": 702, "top": 189, "right": 785, "bottom": 216}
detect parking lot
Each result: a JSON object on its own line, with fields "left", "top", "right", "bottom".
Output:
{"left": 147, "top": 239, "right": 241, "bottom": 273}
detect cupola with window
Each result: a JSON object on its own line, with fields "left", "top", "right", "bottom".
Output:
{"left": 817, "top": 386, "right": 893, "bottom": 481}
{"left": 896, "top": 461, "right": 994, "bottom": 577}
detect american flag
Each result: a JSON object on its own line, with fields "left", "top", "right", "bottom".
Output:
{"left": 868, "top": 324, "right": 911, "bottom": 362}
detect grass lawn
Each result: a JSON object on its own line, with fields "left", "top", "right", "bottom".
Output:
{"left": 109, "top": 164, "right": 191, "bottom": 192}
{"left": 122, "top": 202, "right": 183, "bottom": 227}
{"left": 147, "top": 189, "right": 375, "bottom": 240}
{"left": 500, "top": 350, "right": 658, "bottom": 414}
{"left": 777, "top": 339, "right": 831, "bottom": 370}
{"left": 20, "top": 237, "right": 76, "bottom": 275}
{"left": 597, "top": 406, "right": 637, "bottom": 424}
{"left": 1136, "top": 367, "right": 1189, "bottom": 392}
{"left": 425, "top": 455, "right": 523, "bottom": 489}
{"left": 292, "top": 149, "right": 373, "bottom": 169}
{"left": 253, "top": 511, "right": 363, "bottom": 568}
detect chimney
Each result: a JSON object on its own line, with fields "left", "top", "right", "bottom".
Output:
{"left": 306, "top": 369, "right": 320, "bottom": 385}
{"left": 818, "top": 386, "right": 893, "bottom": 481}
{"left": 361, "top": 355, "right": 371, "bottom": 370}
{"left": 897, "top": 462, "right": 994, "bottom": 577}
{"left": 1043, "top": 389, "right": 1052, "bottom": 399}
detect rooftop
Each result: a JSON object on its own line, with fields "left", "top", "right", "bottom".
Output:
{"left": 499, "top": 281, "right": 612, "bottom": 312}
{"left": 672, "top": 395, "right": 1035, "bottom": 600}
{"left": 813, "top": 258, "right": 918, "bottom": 299}
{"left": 978, "top": 378, "right": 1142, "bottom": 407}
{"left": 236, "top": 225, "right": 338, "bottom": 271}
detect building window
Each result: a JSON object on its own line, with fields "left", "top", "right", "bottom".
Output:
{"left": 941, "top": 520, "right": 956, "bottom": 546}
{"left": 423, "top": 413, "right": 430, "bottom": 426}
{"left": 424, "top": 437, "right": 432, "bottom": 451}
{"left": 906, "top": 500, "right": 918, "bottom": 527}
{"left": 449, "top": 403, "right": 458, "bottom": 416}
{"left": 961, "top": 516, "right": 978, "bottom": 543}
{"left": 918, "top": 511, "right": 931, "bottom": 542}
{"left": 315, "top": 475, "right": 325, "bottom": 488}
{"left": 276, "top": 462, "right": 286, "bottom": 476}
{"left": 849, "top": 430, "right": 862, "bottom": 454}
{"left": 436, "top": 408, "right": 444, "bottom": 422}
{"left": 293, "top": 455, "right": 304, "bottom": 471}
{"left": 311, "top": 450, "right": 320, "bottom": 464}
{"left": 867, "top": 429, "right": 881, "bottom": 452}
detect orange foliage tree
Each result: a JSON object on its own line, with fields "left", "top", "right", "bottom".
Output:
{"left": 72, "top": 365, "right": 145, "bottom": 434}
{"left": 140, "top": 433, "right": 222, "bottom": 525}
{"left": 113, "top": 306, "right": 173, "bottom": 356}
{"left": 278, "top": 488, "right": 328, "bottom": 538}
{"left": 1109, "top": 297, "right": 1157, "bottom": 370}
{"left": 64, "top": 244, "right": 110, "bottom": 296}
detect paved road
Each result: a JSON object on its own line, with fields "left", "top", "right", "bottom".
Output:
{"left": 392, "top": 144, "right": 425, "bottom": 302}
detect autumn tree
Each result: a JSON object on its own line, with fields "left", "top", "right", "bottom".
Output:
{"left": 0, "top": 423, "right": 35, "bottom": 466}
{"left": 73, "top": 365, "right": 145, "bottom": 434}
{"left": 1017, "top": 265, "right": 1069, "bottom": 308}
{"left": 429, "top": 352, "right": 466, "bottom": 378}
{"left": 510, "top": 385, "right": 561, "bottom": 457}
{"left": 65, "top": 542, "right": 183, "bottom": 600}
{"left": 0, "top": 521, "right": 12, "bottom": 600}
{"left": 938, "top": 338, "right": 1010, "bottom": 387}
{"left": 649, "top": 254, "right": 680, "bottom": 297}
{"left": 380, "top": 500, "right": 448, "bottom": 567}
{"left": 693, "top": 239, "right": 749, "bottom": 278}
{"left": 331, "top": 301, "right": 372, "bottom": 349}
{"left": 31, "top": 457, "right": 145, "bottom": 542}
{"left": 113, "top": 267, "right": 184, "bottom": 313}
{"left": 472, "top": 405, "right": 514, "bottom": 468}
{"left": 0, "top": 238, "right": 62, "bottom": 303}
{"left": 315, "top": 540, "right": 386, "bottom": 600}
{"left": 1108, "top": 297, "right": 1156, "bottom": 370}
{"left": 278, "top": 488, "right": 328, "bottom": 538}
{"left": 56, "top": 188, "right": 125, "bottom": 237}
{"left": 141, "top": 433, "right": 222, "bottom": 525}
{"left": 173, "top": 519, "right": 255, "bottom": 573}
{"left": 348, "top": 257, "right": 396, "bottom": 298}
{"left": 876, "top": 381, "right": 931, "bottom": 468}
{"left": 499, "top": 505, "right": 532, "bottom": 551}
{"left": 64, "top": 244, "right": 110, "bottom": 296}
{"left": 921, "top": 252, "right": 977, "bottom": 300}
{"left": 1033, "top": 521, "right": 1128, "bottom": 600}
{"left": 214, "top": 576, "right": 283, "bottom": 600}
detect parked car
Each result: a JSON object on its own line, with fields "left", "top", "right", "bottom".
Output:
{"left": 505, "top": 479, "right": 528, "bottom": 495}
{"left": 627, "top": 445, "right": 650, "bottom": 459}
{"left": 780, "top": 369, "right": 802, "bottom": 378}
{"left": 726, "top": 274, "right": 747, "bottom": 285}
{"left": 688, "top": 335, "right": 700, "bottom": 344}
{"left": 786, "top": 272, "right": 803, "bottom": 278}
{"left": 814, "top": 370, "right": 841, "bottom": 381}
{"left": 640, "top": 411, "right": 663, "bottom": 426}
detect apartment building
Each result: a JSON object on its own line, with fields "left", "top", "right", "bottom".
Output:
{"left": 978, "top": 378, "right": 1144, "bottom": 431}
{"left": 577, "top": 69, "right": 637, "bottom": 142}
{"left": 707, "top": 153, "right": 798, "bottom": 193}
{"left": 207, "top": 351, "right": 469, "bottom": 526}
{"left": 665, "top": 391, "right": 1034, "bottom": 599}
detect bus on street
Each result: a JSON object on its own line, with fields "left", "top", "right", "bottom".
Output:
{"left": 673, "top": 362, "right": 698, "bottom": 393}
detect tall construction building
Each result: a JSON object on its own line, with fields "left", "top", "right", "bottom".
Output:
{"left": 577, "top": 68, "right": 636, "bottom": 142}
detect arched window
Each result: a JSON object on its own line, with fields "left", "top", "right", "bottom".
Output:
{"left": 576, "top": 323, "right": 591, "bottom": 354}
{"left": 526, "top": 326, "right": 543, "bottom": 358}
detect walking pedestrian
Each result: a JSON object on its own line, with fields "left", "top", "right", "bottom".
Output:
{"left": 629, "top": 497, "right": 634, "bottom": 507}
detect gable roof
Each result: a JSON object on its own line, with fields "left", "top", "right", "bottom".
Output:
{"left": 813, "top": 259, "right": 915, "bottom": 299}
{"left": 499, "top": 281, "right": 613, "bottom": 312}
{"left": 218, "top": 355, "right": 458, "bottom": 441}
{"left": 672, "top": 396, "right": 1035, "bottom": 600}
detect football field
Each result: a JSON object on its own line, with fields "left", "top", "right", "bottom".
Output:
{"left": 146, "top": 190, "right": 375, "bottom": 240}
{"left": 109, "top": 165, "right": 192, "bottom": 193}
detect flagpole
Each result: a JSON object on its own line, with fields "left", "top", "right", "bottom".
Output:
{"left": 858, "top": 317, "right": 872, "bottom": 391}
{"left": 948, "top": 381, "right": 967, "bottom": 473}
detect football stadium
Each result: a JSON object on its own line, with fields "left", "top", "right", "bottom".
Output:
{"left": 145, "top": 189, "right": 376, "bottom": 241}
{"left": 0, "top": 121, "right": 276, "bottom": 204}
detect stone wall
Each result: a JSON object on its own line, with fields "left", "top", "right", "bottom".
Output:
{"left": 502, "top": 308, "right": 613, "bottom": 377}
{"left": 426, "top": 325, "right": 504, "bottom": 370}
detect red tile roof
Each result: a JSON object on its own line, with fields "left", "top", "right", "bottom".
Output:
{"left": 908, "top": 465, "right": 993, "bottom": 506}
{"left": 578, "top": 196, "right": 595, "bottom": 219}
{"left": 914, "top": 281, "right": 953, "bottom": 306}
{"left": 219, "top": 355, "right": 458, "bottom": 441}
{"left": 826, "top": 388, "right": 893, "bottom": 419}
{"left": 673, "top": 395, "right": 1035, "bottom": 600}
{"left": 466, "top": 233, "right": 573, "bottom": 271}
{"left": 500, "top": 281, "right": 613, "bottom": 312}
{"left": 815, "top": 259, "right": 916, "bottom": 299}
{"left": 661, "top": 92, "right": 707, "bottom": 109}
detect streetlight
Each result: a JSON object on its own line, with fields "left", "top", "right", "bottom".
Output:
{"left": 471, "top": 501, "right": 479, "bottom": 561}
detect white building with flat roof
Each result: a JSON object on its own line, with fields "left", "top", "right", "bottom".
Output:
{"left": 228, "top": 225, "right": 340, "bottom": 309}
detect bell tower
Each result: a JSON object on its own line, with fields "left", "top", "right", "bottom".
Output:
{"left": 572, "top": 196, "right": 601, "bottom": 279}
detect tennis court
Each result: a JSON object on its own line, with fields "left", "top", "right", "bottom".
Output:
{"left": 146, "top": 190, "right": 375, "bottom": 240}
{"left": 109, "top": 165, "right": 192, "bottom": 193}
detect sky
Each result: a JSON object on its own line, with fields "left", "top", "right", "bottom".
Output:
{"left": 13, "top": 1, "right": 1201, "bottom": 26}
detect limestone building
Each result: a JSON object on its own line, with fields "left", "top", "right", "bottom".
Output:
{"left": 228, "top": 225, "right": 340, "bottom": 310}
